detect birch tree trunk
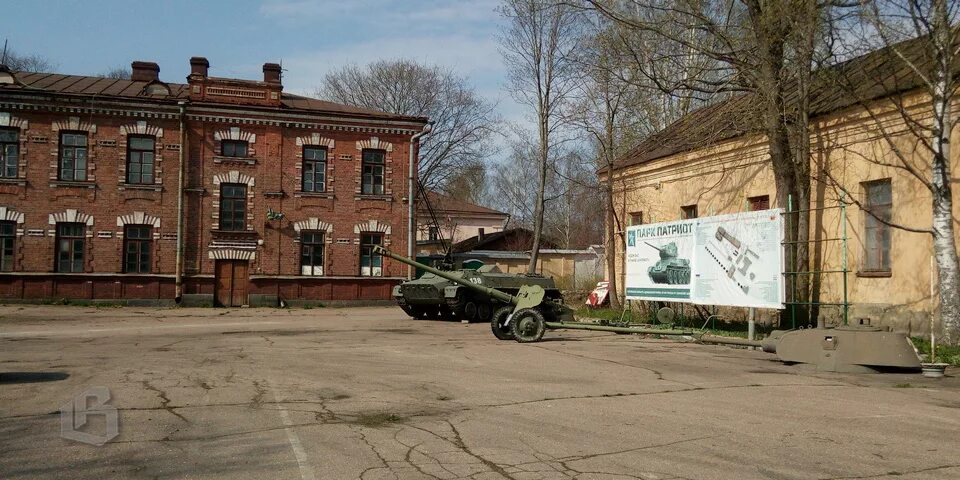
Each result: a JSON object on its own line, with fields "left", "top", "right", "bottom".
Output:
{"left": 929, "top": 0, "right": 960, "bottom": 343}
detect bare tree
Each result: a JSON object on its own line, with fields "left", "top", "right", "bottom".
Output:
{"left": 823, "top": 0, "right": 960, "bottom": 343}
{"left": 488, "top": 128, "right": 544, "bottom": 228}
{"left": 98, "top": 65, "right": 131, "bottom": 79}
{"left": 317, "top": 59, "right": 499, "bottom": 191}
{"left": 500, "top": 0, "right": 584, "bottom": 273}
{"left": 584, "top": 0, "right": 844, "bottom": 324}
{"left": 568, "top": 9, "right": 704, "bottom": 309}
{"left": 441, "top": 162, "right": 489, "bottom": 207}
{"left": 1, "top": 48, "right": 56, "bottom": 72}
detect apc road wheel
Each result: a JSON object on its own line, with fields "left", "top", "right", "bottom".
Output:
{"left": 510, "top": 308, "right": 546, "bottom": 343}
{"left": 476, "top": 302, "right": 493, "bottom": 323}
{"left": 464, "top": 301, "right": 478, "bottom": 322}
{"left": 490, "top": 306, "right": 515, "bottom": 340}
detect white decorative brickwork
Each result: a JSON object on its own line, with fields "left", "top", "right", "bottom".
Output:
{"left": 52, "top": 116, "right": 96, "bottom": 134}
{"left": 0, "top": 206, "right": 24, "bottom": 224}
{"left": 208, "top": 249, "right": 256, "bottom": 260}
{"left": 119, "top": 120, "right": 164, "bottom": 138}
{"left": 354, "top": 219, "right": 391, "bottom": 234}
{"left": 49, "top": 209, "right": 93, "bottom": 226}
{"left": 296, "top": 134, "right": 335, "bottom": 149}
{"left": 117, "top": 211, "right": 161, "bottom": 228}
{"left": 213, "top": 171, "right": 255, "bottom": 186}
{"left": 213, "top": 126, "right": 256, "bottom": 144}
{"left": 356, "top": 137, "right": 393, "bottom": 152}
{"left": 293, "top": 218, "right": 333, "bottom": 234}
{"left": 0, "top": 112, "right": 28, "bottom": 130}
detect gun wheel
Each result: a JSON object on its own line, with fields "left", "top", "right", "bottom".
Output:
{"left": 490, "top": 306, "right": 515, "bottom": 340}
{"left": 511, "top": 308, "right": 546, "bottom": 343}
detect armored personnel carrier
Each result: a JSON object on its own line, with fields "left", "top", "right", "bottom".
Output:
{"left": 392, "top": 264, "right": 561, "bottom": 322}
{"left": 646, "top": 242, "right": 691, "bottom": 284}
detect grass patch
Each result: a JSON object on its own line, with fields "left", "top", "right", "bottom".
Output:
{"left": 575, "top": 307, "right": 752, "bottom": 338}
{"left": 910, "top": 337, "right": 960, "bottom": 365}
{"left": 893, "top": 383, "right": 913, "bottom": 388}
{"left": 350, "top": 412, "right": 405, "bottom": 428}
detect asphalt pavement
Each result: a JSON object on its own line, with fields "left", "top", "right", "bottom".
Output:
{"left": 1, "top": 305, "right": 958, "bottom": 479}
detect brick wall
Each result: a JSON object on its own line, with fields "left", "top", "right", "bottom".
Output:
{"left": 0, "top": 106, "right": 418, "bottom": 303}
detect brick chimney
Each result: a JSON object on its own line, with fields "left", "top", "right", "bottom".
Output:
{"left": 130, "top": 61, "right": 159, "bottom": 82}
{"left": 189, "top": 57, "right": 209, "bottom": 77}
{"left": 263, "top": 63, "right": 282, "bottom": 84}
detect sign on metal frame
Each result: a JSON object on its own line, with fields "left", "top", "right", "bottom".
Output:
{"left": 624, "top": 209, "right": 785, "bottom": 309}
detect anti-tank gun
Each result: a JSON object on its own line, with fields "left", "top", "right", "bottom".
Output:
{"left": 375, "top": 248, "right": 922, "bottom": 372}
{"left": 374, "top": 246, "right": 574, "bottom": 341}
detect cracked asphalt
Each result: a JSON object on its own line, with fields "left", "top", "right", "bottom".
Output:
{"left": 1, "top": 305, "right": 959, "bottom": 479}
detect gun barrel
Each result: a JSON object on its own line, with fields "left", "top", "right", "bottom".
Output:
{"left": 644, "top": 242, "right": 662, "bottom": 252}
{"left": 373, "top": 246, "right": 516, "bottom": 305}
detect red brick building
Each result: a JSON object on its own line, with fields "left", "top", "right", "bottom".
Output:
{"left": 0, "top": 58, "right": 428, "bottom": 306}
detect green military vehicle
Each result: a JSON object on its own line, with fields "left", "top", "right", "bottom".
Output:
{"left": 392, "top": 264, "right": 562, "bottom": 323}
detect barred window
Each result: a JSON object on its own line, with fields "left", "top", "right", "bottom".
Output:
{"left": 359, "top": 233, "right": 383, "bottom": 276}
{"left": 300, "top": 231, "right": 325, "bottom": 276}
{"left": 124, "top": 225, "right": 152, "bottom": 273}
{"left": 126, "top": 136, "right": 155, "bottom": 184}
{"left": 56, "top": 222, "right": 85, "bottom": 273}
{"left": 302, "top": 146, "right": 327, "bottom": 192}
{"left": 0, "top": 128, "right": 18, "bottom": 178}
{"left": 681, "top": 204, "right": 698, "bottom": 219}
{"left": 59, "top": 132, "right": 88, "bottom": 181}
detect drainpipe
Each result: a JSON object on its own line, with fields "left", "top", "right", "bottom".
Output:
{"left": 175, "top": 101, "right": 187, "bottom": 302}
{"left": 408, "top": 122, "right": 432, "bottom": 278}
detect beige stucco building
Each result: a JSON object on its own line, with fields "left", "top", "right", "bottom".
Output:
{"left": 416, "top": 191, "right": 509, "bottom": 255}
{"left": 606, "top": 47, "right": 958, "bottom": 335}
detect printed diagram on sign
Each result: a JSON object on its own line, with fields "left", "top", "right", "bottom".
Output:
{"left": 645, "top": 242, "right": 691, "bottom": 285}
{"left": 704, "top": 226, "right": 760, "bottom": 294}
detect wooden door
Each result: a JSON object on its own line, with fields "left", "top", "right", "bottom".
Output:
{"left": 215, "top": 260, "right": 249, "bottom": 307}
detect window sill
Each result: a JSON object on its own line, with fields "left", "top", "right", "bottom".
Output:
{"left": 50, "top": 180, "right": 95, "bottom": 189}
{"left": 119, "top": 183, "right": 162, "bottom": 192}
{"left": 857, "top": 270, "right": 892, "bottom": 278}
{"left": 0, "top": 178, "right": 26, "bottom": 186}
{"left": 213, "top": 156, "right": 256, "bottom": 165}
{"left": 355, "top": 194, "right": 392, "bottom": 202}
{"left": 212, "top": 229, "right": 258, "bottom": 237}
{"left": 294, "top": 191, "right": 334, "bottom": 199}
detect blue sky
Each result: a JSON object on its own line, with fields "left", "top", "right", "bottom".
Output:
{"left": 4, "top": 0, "right": 513, "bottom": 119}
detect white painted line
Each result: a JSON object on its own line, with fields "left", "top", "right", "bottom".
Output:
{"left": 271, "top": 383, "right": 317, "bottom": 480}
{"left": 0, "top": 321, "right": 283, "bottom": 338}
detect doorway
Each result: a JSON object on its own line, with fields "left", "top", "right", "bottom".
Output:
{"left": 215, "top": 260, "right": 249, "bottom": 307}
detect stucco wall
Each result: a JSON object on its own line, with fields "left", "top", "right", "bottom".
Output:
{"left": 608, "top": 93, "right": 959, "bottom": 335}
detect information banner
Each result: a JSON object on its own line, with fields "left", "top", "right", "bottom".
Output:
{"left": 624, "top": 209, "right": 784, "bottom": 309}
{"left": 624, "top": 219, "right": 697, "bottom": 302}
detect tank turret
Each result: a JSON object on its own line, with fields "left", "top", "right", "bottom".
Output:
{"left": 645, "top": 241, "right": 691, "bottom": 285}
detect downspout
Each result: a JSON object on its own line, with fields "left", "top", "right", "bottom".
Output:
{"left": 408, "top": 122, "right": 433, "bottom": 278}
{"left": 175, "top": 101, "right": 187, "bottom": 302}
